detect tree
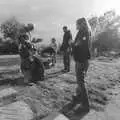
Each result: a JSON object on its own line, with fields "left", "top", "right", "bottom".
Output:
{"left": 0, "top": 17, "right": 34, "bottom": 54}
{"left": 0, "top": 17, "right": 34, "bottom": 43}
{"left": 89, "top": 10, "right": 120, "bottom": 56}
{"left": 0, "top": 17, "right": 23, "bottom": 42}
{"left": 88, "top": 16, "right": 98, "bottom": 31}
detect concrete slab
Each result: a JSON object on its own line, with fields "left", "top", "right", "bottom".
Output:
{"left": 42, "top": 112, "right": 69, "bottom": 120}
{"left": 0, "top": 101, "right": 34, "bottom": 120}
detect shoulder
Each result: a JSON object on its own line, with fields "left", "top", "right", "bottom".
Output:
{"left": 67, "top": 30, "right": 72, "bottom": 35}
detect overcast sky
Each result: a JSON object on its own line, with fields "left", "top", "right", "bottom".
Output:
{"left": 0, "top": 0, "right": 119, "bottom": 43}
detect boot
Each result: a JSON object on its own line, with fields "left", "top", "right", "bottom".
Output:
{"left": 72, "top": 96, "right": 89, "bottom": 114}
{"left": 62, "top": 67, "right": 70, "bottom": 72}
{"left": 71, "top": 95, "right": 82, "bottom": 104}
{"left": 74, "top": 104, "right": 90, "bottom": 114}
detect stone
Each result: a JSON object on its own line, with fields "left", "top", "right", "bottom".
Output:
{"left": 42, "top": 112, "right": 69, "bottom": 120}
{"left": 0, "top": 88, "right": 17, "bottom": 98}
{"left": 0, "top": 88, "right": 18, "bottom": 104}
{"left": 0, "top": 101, "right": 34, "bottom": 120}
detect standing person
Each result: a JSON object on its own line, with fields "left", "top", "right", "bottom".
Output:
{"left": 72, "top": 17, "right": 91, "bottom": 112}
{"left": 60, "top": 26, "right": 72, "bottom": 72}
{"left": 49, "top": 38, "right": 57, "bottom": 64}
{"left": 50, "top": 38, "right": 57, "bottom": 53}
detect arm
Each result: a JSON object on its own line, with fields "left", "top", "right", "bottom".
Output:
{"left": 73, "top": 32, "right": 82, "bottom": 47}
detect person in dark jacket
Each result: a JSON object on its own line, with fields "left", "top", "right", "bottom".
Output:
{"left": 19, "top": 35, "right": 44, "bottom": 85}
{"left": 61, "top": 26, "right": 72, "bottom": 72}
{"left": 71, "top": 17, "right": 91, "bottom": 112}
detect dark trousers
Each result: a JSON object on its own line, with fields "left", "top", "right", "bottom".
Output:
{"left": 63, "top": 50, "right": 70, "bottom": 70}
{"left": 75, "top": 60, "right": 89, "bottom": 105}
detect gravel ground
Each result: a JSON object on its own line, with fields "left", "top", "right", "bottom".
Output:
{"left": 0, "top": 55, "right": 120, "bottom": 119}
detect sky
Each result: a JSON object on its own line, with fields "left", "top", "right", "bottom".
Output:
{"left": 0, "top": 0, "right": 120, "bottom": 44}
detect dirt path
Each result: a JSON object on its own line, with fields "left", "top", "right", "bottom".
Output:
{"left": 0, "top": 56, "right": 120, "bottom": 119}
{"left": 81, "top": 83, "right": 120, "bottom": 120}
{"left": 80, "top": 58, "right": 120, "bottom": 120}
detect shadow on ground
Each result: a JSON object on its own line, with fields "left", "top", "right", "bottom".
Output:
{"left": 46, "top": 70, "right": 65, "bottom": 79}
{"left": 60, "top": 101, "right": 89, "bottom": 120}
{"left": 0, "top": 57, "right": 120, "bottom": 120}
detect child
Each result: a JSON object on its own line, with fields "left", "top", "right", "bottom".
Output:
{"left": 49, "top": 38, "right": 57, "bottom": 52}
{"left": 49, "top": 38, "right": 57, "bottom": 64}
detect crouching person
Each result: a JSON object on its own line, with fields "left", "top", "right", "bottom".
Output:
{"left": 72, "top": 17, "right": 91, "bottom": 112}
{"left": 29, "top": 46, "right": 45, "bottom": 83}
{"left": 19, "top": 35, "right": 32, "bottom": 85}
{"left": 19, "top": 35, "right": 44, "bottom": 85}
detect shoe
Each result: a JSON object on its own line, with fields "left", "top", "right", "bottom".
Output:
{"left": 71, "top": 95, "right": 82, "bottom": 104}
{"left": 66, "top": 69, "right": 70, "bottom": 72}
{"left": 62, "top": 69, "right": 70, "bottom": 73}
{"left": 61, "top": 69, "right": 66, "bottom": 72}
{"left": 74, "top": 104, "right": 90, "bottom": 114}
{"left": 61, "top": 102, "right": 76, "bottom": 115}
{"left": 40, "top": 76, "right": 44, "bottom": 81}
{"left": 23, "top": 82, "right": 33, "bottom": 86}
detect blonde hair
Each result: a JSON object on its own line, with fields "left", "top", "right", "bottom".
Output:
{"left": 77, "top": 17, "right": 91, "bottom": 34}
{"left": 76, "top": 17, "right": 92, "bottom": 49}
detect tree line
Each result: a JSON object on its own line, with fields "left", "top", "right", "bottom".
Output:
{"left": 0, "top": 10, "right": 120, "bottom": 55}
{"left": 89, "top": 10, "right": 120, "bottom": 56}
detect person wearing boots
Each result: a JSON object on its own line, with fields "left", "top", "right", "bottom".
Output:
{"left": 61, "top": 26, "right": 72, "bottom": 72}
{"left": 72, "top": 17, "right": 91, "bottom": 112}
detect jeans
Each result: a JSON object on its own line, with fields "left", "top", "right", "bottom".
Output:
{"left": 75, "top": 60, "right": 89, "bottom": 105}
{"left": 63, "top": 50, "right": 70, "bottom": 70}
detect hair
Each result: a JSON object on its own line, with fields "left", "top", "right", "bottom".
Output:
{"left": 52, "top": 38, "right": 56, "bottom": 41}
{"left": 63, "top": 26, "right": 67, "bottom": 29}
{"left": 76, "top": 17, "right": 92, "bottom": 34}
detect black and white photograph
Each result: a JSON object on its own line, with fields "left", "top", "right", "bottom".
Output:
{"left": 0, "top": 0, "right": 120, "bottom": 120}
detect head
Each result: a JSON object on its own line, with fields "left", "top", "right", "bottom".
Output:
{"left": 76, "top": 17, "right": 90, "bottom": 31}
{"left": 51, "top": 38, "right": 56, "bottom": 43}
{"left": 63, "top": 26, "right": 68, "bottom": 32}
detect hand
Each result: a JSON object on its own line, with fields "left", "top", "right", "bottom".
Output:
{"left": 29, "top": 56, "right": 34, "bottom": 62}
{"left": 75, "top": 41, "right": 80, "bottom": 46}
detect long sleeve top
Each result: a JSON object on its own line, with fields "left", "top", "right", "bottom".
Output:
{"left": 61, "top": 30, "right": 72, "bottom": 51}
{"left": 72, "top": 28, "right": 91, "bottom": 62}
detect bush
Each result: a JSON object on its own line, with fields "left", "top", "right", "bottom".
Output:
{"left": 0, "top": 42, "right": 18, "bottom": 55}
